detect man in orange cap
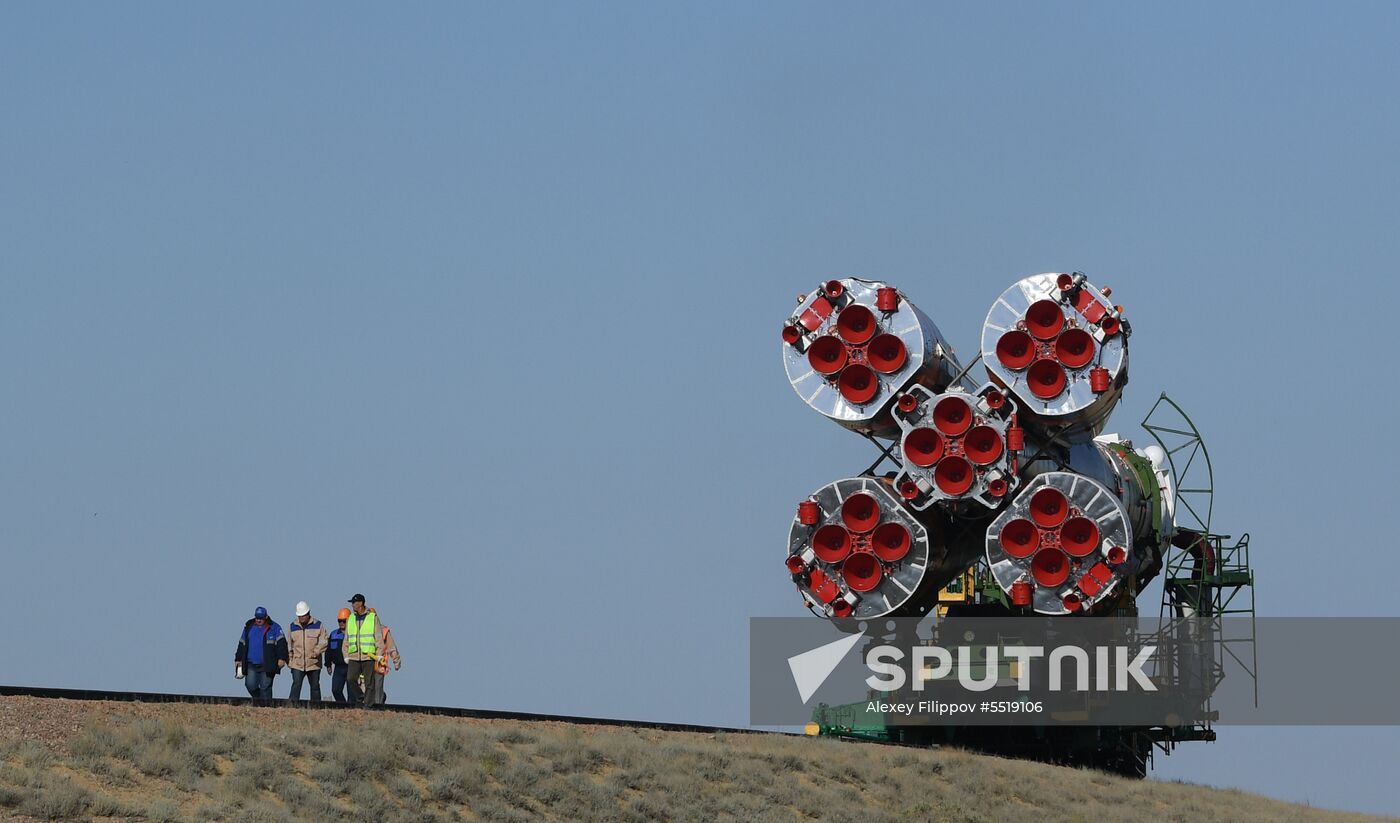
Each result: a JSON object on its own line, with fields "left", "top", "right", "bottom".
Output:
{"left": 326, "top": 607, "right": 351, "bottom": 704}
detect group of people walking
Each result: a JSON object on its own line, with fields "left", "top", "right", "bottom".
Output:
{"left": 234, "top": 593, "right": 400, "bottom": 708}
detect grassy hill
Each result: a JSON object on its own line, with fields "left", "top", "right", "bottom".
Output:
{"left": 0, "top": 695, "right": 1388, "bottom": 823}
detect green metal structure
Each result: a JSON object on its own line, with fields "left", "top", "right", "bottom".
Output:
{"left": 1142, "top": 393, "right": 1258, "bottom": 753}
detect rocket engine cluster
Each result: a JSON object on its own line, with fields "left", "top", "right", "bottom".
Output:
{"left": 782, "top": 274, "right": 1173, "bottom": 618}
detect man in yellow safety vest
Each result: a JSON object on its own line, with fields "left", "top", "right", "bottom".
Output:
{"left": 343, "top": 593, "right": 399, "bottom": 707}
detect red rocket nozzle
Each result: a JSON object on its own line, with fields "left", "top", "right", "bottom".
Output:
{"left": 786, "top": 555, "right": 806, "bottom": 574}
{"left": 841, "top": 493, "right": 881, "bottom": 534}
{"left": 1106, "top": 545, "right": 1127, "bottom": 565}
{"left": 837, "top": 364, "right": 879, "bottom": 405}
{"left": 807, "top": 335, "right": 848, "bottom": 376}
{"left": 1089, "top": 366, "right": 1111, "bottom": 393}
{"left": 866, "top": 334, "right": 908, "bottom": 374}
{"left": 842, "top": 551, "right": 883, "bottom": 592}
{"left": 1061, "top": 516, "right": 1101, "bottom": 557}
{"left": 898, "top": 479, "right": 920, "bottom": 500}
{"left": 1056, "top": 273, "right": 1075, "bottom": 291}
{"left": 1025, "top": 300, "right": 1065, "bottom": 340}
{"left": 1054, "top": 328, "right": 1095, "bottom": 370}
{"left": 932, "top": 396, "right": 973, "bottom": 436}
{"left": 811, "top": 524, "right": 853, "bottom": 564}
{"left": 830, "top": 600, "right": 853, "bottom": 618}
{"left": 963, "top": 425, "right": 1004, "bottom": 465}
{"left": 902, "top": 428, "right": 945, "bottom": 468}
{"left": 871, "top": 522, "right": 912, "bottom": 562}
{"left": 984, "top": 389, "right": 1006, "bottom": 409}
{"left": 1100, "top": 315, "right": 1120, "bottom": 336}
{"left": 934, "top": 456, "right": 974, "bottom": 496}
{"left": 1027, "top": 358, "right": 1067, "bottom": 399}
{"left": 1029, "top": 487, "right": 1069, "bottom": 528}
{"left": 999, "top": 518, "right": 1040, "bottom": 559}
{"left": 1031, "top": 549, "right": 1070, "bottom": 587}
{"left": 876, "top": 287, "right": 899, "bottom": 312}
{"left": 782, "top": 325, "right": 802, "bottom": 345}
{"left": 995, "top": 330, "right": 1035, "bottom": 371}
{"left": 836, "top": 305, "right": 877, "bottom": 344}
{"left": 1062, "top": 592, "right": 1082, "bottom": 612}
{"left": 988, "top": 477, "right": 1008, "bottom": 497}
{"left": 824, "top": 280, "right": 845, "bottom": 299}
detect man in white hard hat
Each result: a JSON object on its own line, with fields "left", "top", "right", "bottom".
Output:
{"left": 286, "top": 601, "right": 329, "bottom": 702}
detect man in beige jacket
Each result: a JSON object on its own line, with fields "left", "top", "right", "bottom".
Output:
{"left": 286, "top": 601, "right": 329, "bottom": 702}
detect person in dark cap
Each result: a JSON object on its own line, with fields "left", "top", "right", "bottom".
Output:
{"left": 343, "top": 593, "right": 394, "bottom": 707}
{"left": 234, "top": 606, "right": 287, "bottom": 699}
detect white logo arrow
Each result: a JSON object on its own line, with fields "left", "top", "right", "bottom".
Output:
{"left": 787, "top": 630, "right": 865, "bottom": 704}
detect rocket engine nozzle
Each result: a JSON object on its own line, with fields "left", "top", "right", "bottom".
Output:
{"left": 963, "top": 425, "right": 1005, "bottom": 465}
{"left": 786, "top": 478, "right": 945, "bottom": 620}
{"left": 903, "top": 428, "right": 945, "bottom": 467}
{"left": 1030, "top": 549, "right": 1070, "bottom": 587}
{"left": 1055, "top": 329, "right": 1096, "bottom": 369}
{"left": 871, "top": 522, "right": 912, "bottom": 562}
{"left": 807, "top": 335, "right": 848, "bottom": 376}
{"left": 996, "top": 330, "right": 1036, "bottom": 370}
{"left": 999, "top": 518, "right": 1040, "bottom": 558}
{"left": 836, "top": 304, "right": 877, "bottom": 344}
{"left": 979, "top": 273, "right": 1128, "bottom": 443}
{"left": 892, "top": 383, "right": 1024, "bottom": 511}
{"left": 782, "top": 278, "right": 968, "bottom": 438}
{"left": 782, "top": 273, "right": 1163, "bottom": 624}
{"left": 838, "top": 364, "right": 879, "bottom": 405}
{"left": 841, "top": 493, "right": 881, "bottom": 534}
{"left": 812, "top": 525, "right": 853, "bottom": 564}
{"left": 866, "top": 334, "right": 909, "bottom": 374}
{"left": 984, "top": 472, "right": 1138, "bottom": 615}
{"left": 932, "top": 396, "right": 973, "bottom": 436}
{"left": 1025, "top": 299, "right": 1065, "bottom": 340}
{"left": 841, "top": 551, "right": 883, "bottom": 592}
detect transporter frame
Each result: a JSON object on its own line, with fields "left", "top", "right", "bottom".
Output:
{"left": 781, "top": 275, "right": 1256, "bottom": 776}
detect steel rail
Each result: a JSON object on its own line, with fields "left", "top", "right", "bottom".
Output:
{"left": 0, "top": 684, "right": 777, "bottom": 738}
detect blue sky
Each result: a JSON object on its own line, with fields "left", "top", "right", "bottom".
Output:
{"left": 3, "top": 3, "right": 1399, "bottom": 816}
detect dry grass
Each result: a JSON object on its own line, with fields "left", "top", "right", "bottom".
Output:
{"left": 0, "top": 697, "right": 1390, "bottom": 822}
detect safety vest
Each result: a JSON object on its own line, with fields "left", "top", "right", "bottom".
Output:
{"left": 345, "top": 611, "right": 377, "bottom": 656}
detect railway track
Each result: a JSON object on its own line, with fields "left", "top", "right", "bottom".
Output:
{"left": 0, "top": 684, "right": 773, "bottom": 738}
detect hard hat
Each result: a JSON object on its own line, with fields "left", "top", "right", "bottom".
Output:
{"left": 295, "top": 601, "right": 310, "bottom": 617}
{"left": 337, "top": 608, "right": 351, "bottom": 620}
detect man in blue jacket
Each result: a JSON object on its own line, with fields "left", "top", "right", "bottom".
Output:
{"left": 234, "top": 606, "right": 287, "bottom": 699}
